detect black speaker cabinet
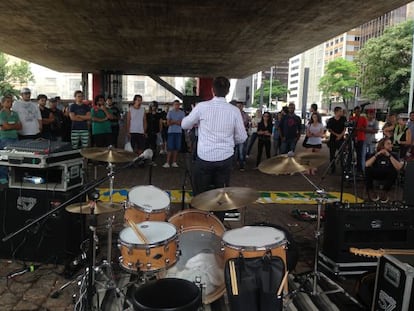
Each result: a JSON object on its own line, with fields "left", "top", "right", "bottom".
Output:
{"left": 403, "top": 160, "right": 414, "bottom": 205}
{"left": 322, "top": 202, "right": 414, "bottom": 263}
{"left": 0, "top": 188, "right": 86, "bottom": 264}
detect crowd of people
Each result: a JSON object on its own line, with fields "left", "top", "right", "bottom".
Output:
{"left": 1, "top": 83, "right": 413, "bottom": 202}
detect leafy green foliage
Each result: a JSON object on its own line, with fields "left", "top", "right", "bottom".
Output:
{"left": 357, "top": 20, "right": 414, "bottom": 112}
{"left": 253, "top": 79, "right": 288, "bottom": 107}
{"left": 318, "top": 58, "right": 358, "bottom": 110}
{"left": 0, "top": 53, "right": 34, "bottom": 98}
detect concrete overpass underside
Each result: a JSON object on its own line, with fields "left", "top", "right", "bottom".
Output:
{"left": 0, "top": 0, "right": 410, "bottom": 78}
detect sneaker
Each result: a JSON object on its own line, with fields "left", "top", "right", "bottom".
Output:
{"left": 162, "top": 163, "right": 170, "bottom": 168}
{"left": 159, "top": 150, "right": 166, "bottom": 155}
{"left": 240, "top": 168, "right": 245, "bottom": 172}
{"left": 171, "top": 162, "right": 179, "bottom": 168}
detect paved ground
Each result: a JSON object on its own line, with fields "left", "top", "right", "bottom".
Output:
{"left": 0, "top": 138, "right": 405, "bottom": 310}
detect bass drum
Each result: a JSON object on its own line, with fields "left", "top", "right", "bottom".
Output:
{"left": 165, "top": 209, "right": 225, "bottom": 305}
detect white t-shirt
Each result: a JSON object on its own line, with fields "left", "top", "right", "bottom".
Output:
{"left": 306, "top": 123, "right": 323, "bottom": 145}
{"left": 12, "top": 100, "right": 42, "bottom": 135}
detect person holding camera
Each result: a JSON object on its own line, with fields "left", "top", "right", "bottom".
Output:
{"left": 365, "top": 137, "right": 403, "bottom": 202}
{"left": 90, "top": 94, "right": 113, "bottom": 147}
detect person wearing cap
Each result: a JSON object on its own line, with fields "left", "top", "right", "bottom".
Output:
{"left": 393, "top": 114, "right": 411, "bottom": 159}
{"left": 12, "top": 88, "right": 42, "bottom": 139}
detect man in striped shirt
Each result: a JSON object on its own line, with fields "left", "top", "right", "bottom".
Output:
{"left": 181, "top": 76, "right": 247, "bottom": 201}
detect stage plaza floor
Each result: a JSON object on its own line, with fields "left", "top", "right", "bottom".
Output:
{"left": 0, "top": 141, "right": 406, "bottom": 311}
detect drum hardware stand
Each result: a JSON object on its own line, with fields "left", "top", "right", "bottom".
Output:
{"left": 107, "top": 162, "right": 116, "bottom": 204}
{"left": 287, "top": 172, "right": 363, "bottom": 307}
{"left": 181, "top": 153, "right": 193, "bottom": 210}
{"left": 2, "top": 160, "right": 136, "bottom": 311}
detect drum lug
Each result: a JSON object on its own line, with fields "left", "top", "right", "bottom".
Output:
{"left": 119, "top": 256, "right": 123, "bottom": 263}
{"left": 164, "top": 244, "right": 169, "bottom": 252}
{"left": 165, "top": 258, "right": 170, "bottom": 265}
{"left": 176, "top": 249, "right": 181, "bottom": 258}
{"left": 146, "top": 248, "right": 151, "bottom": 256}
{"left": 146, "top": 262, "right": 152, "bottom": 270}
{"left": 117, "top": 243, "right": 121, "bottom": 250}
{"left": 127, "top": 262, "right": 133, "bottom": 269}
{"left": 128, "top": 247, "right": 133, "bottom": 255}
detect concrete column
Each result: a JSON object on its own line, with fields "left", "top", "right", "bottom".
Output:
{"left": 197, "top": 78, "right": 213, "bottom": 100}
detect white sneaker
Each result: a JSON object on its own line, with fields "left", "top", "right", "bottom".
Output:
{"left": 171, "top": 162, "right": 179, "bottom": 168}
{"left": 162, "top": 163, "right": 170, "bottom": 168}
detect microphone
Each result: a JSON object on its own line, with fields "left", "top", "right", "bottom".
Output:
{"left": 7, "top": 264, "right": 40, "bottom": 279}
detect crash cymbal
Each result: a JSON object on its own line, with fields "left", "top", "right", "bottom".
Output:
{"left": 66, "top": 201, "right": 123, "bottom": 215}
{"left": 258, "top": 154, "right": 310, "bottom": 175}
{"left": 295, "top": 152, "right": 326, "bottom": 168}
{"left": 80, "top": 147, "right": 137, "bottom": 163}
{"left": 191, "top": 187, "right": 259, "bottom": 212}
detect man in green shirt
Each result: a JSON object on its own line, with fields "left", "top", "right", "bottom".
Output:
{"left": 0, "top": 94, "right": 22, "bottom": 182}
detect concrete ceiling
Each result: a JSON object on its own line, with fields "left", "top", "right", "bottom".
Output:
{"left": 0, "top": 1, "right": 410, "bottom": 78}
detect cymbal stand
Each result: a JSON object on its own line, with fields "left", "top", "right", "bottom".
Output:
{"left": 288, "top": 172, "right": 363, "bottom": 307}
{"left": 107, "top": 162, "right": 115, "bottom": 204}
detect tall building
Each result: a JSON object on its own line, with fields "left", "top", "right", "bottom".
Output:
{"left": 288, "top": 2, "right": 414, "bottom": 113}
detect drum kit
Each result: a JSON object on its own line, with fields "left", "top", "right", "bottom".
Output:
{"left": 58, "top": 147, "right": 336, "bottom": 310}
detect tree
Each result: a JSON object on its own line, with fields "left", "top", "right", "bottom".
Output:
{"left": 0, "top": 52, "right": 34, "bottom": 97}
{"left": 357, "top": 20, "right": 414, "bottom": 112}
{"left": 318, "top": 58, "right": 358, "bottom": 110}
{"left": 182, "top": 77, "right": 197, "bottom": 95}
{"left": 253, "top": 79, "right": 288, "bottom": 107}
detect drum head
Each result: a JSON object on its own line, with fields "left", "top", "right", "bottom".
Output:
{"left": 120, "top": 221, "right": 176, "bottom": 245}
{"left": 166, "top": 210, "right": 225, "bottom": 304}
{"left": 128, "top": 185, "right": 170, "bottom": 211}
{"left": 223, "top": 226, "right": 285, "bottom": 249}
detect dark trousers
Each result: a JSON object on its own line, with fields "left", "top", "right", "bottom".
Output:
{"left": 256, "top": 138, "right": 271, "bottom": 167}
{"left": 365, "top": 166, "right": 398, "bottom": 191}
{"left": 111, "top": 126, "right": 119, "bottom": 148}
{"left": 328, "top": 139, "right": 344, "bottom": 172}
{"left": 355, "top": 140, "right": 365, "bottom": 172}
{"left": 93, "top": 133, "right": 111, "bottom": 147}
{"left": 192, "top": 155, "right": 233, "bottom": 221}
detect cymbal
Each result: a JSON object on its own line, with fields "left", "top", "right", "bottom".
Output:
{"left": 295, "top": 152, "right": 326, "bottom": 168}
{"left": 191, "top": 187, "right": 259, "bottom": 212}
{"left": 80, "top": 147, "right": 137, "bottom": 163}
{"left": 258, "top": 152, "right": 326, "bottom": 175}
{"left": 66, "top": 201, "right": 123, "bottom": 215}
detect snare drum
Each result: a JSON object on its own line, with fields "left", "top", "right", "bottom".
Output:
{"left": 222, "top": 226, "right": 287, "bottom": 265}
{"left": 118, "top": 221, "right": 178, "bottom": 273}
{"left": 125, "top": 185, "right": 170, "bottom": 223}
{"left": 165, "top": 210, "right": 225, "bottom": 304}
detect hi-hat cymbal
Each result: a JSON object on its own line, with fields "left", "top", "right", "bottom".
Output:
{"left": 258, "top": 151, "right": 326, "bottom": 175}
{"left": 191, "top": 187, "right": 259, "bottom": 212}
{"left": 66, "top": 201, "right": 123, "bottom": 215}
{"left": 81, "top": 147, "right": 137, "bottom": 163}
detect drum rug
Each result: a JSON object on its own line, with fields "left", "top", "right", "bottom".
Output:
{"left": 97, "top": 189, "right": 363, "bottom": 205}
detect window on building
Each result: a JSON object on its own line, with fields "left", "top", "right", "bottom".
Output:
{"left": 355, "top": 36, "right": 360, "bottom": 41}
{"left": 69, "top": 79, "right": 81, "bottom": 92}
{"left": 45, "top": 77, "right": 57, "bottom": 86}
{"left": 134, "top": 81, "right": 145, "bottom": 93}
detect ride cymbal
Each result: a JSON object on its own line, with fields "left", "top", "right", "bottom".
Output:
{"left": 80, "top": 147, "right": 137, "bottom": 163}
{"left": 258, "top": 152, "right": 326, "bottom": 175}
{"left": 258, "top": 154, "right": 309, "bottom": 175}
{"left": 295, "top": 152, "right": 326, "bottom": 168}
{"left": 66, "top": 201, "right": 123, "bottom": 215}
{"left": 191, "top": 187, "right": 259, "bottom": 212}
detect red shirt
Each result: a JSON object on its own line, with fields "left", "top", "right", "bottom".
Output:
{"left": 350, "top": 115, "right": 368, "bottom": 141}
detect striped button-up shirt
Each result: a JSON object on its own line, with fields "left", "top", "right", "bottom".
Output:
{"left": 181, "top": 97, "right": 247, "bottom": 161}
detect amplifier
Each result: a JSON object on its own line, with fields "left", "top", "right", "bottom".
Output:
{"left": 0, "top": 188, "right": 86, "bottom": 264}
{"left": 322, "top": 202, "right": 414, "bottom": 263}
{"left": 403, "top": 160, "right": 414, "bottom": 205}
{"left": 372, "top": 254, "right": 414, "bottom": 311}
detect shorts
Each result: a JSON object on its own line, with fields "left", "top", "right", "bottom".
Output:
{"left": 167, "top": 132, "right": 182, "bottom": 151}
{"left": 304, "top": 143, "right": 322, "bottom": 149}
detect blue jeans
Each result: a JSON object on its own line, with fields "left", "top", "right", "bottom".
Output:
{"left": 281, "top": 138, "right": 297, "bottom": 154}
{"left": 246, "top": 132, "right": 257, "bottom": 155}
{"left": 236, "top": 140, "right": 248, "bottom": 169}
